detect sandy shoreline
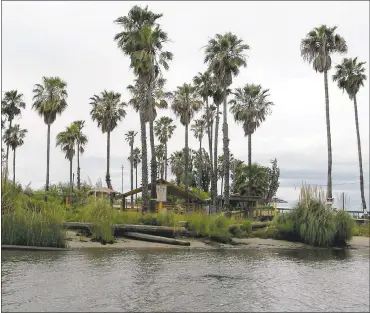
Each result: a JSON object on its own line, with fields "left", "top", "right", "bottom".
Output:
{"left": 64, "top": 231, "right": 370, "bottom": 251}
{"left": 2, "top": 231, "right": 368, "bottom": 252}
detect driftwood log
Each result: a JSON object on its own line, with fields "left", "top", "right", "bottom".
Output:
{"left": 123, "top": 232, "right": 191, "bottom": 246}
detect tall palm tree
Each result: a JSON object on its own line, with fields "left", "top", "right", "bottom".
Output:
{"left": 3, "top": 124, "right": 27, "bottom": 185}
{"left": 333, "top": 57, "right": 367, "bottom": 212}
{"left": 205, "top": 32, "right": 250, "bottom": 209}
{"left": 125, "top": 130, "right": 138, "bottom": 208}
{"left": 115, "top": 7, "right": 172, "bottom": 212}
{"left": 56, "top": 124, "right": 76, "bottom": 202}
{"left": 191, "top": 118, "right": 206, "bottom": 192}
{"left": 72, "top": 120, "right": 88, "bottom": 190}
{"left": 171, "top": 83, "right": 202, "bottom": 209}
{"left": 90, "top": 90, "right": 127, "bottom": 189}
{"left": 1, "top": 90, "right": 26, "bottom": 180}
{"left": 154, "top": 116, "right": 176, "bottom": 180}
{"left": 230, "top": 84, "right": 274, "bottom": 193}
{"left": 131, "top": 147, "right": 141, "bottom": 206}
{"left": 193, "top": 71, "right": 215, "bottom": 195}
{"left": 301, "top": 25, "right": 347, "bottom": 200}
{"left": 217, "top": 154, "right": 225, "bottom": 197}
{"left": 32, "top": 77, "right": 68, "bottom": 196}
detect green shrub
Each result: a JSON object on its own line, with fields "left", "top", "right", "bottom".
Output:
{"left": 352, "top": 224, "right": 370, "bottom": 237}
{"left": 333, "top": 211, "right": 355, "bottom": 245}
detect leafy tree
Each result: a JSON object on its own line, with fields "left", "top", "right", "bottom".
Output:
{"left": 1, "top": 90, "right": 26, "bottom": 180}
{"left": 301, "top": 25, "right": 347, "bottom": 199}
{"left": 154, "top": 116, "right": 176, "bottom": 180}
{"left": 205, "top": 32, "right": 250, "bottom": 209}
{"left": 72, "top": 120, "right": 88, "bottom": 190}
{"left": 170, "top": 150, "right": 184, "bottom": 186}
{"left": 333, "top": 57, "right": 367, "bottom": 212}
{"left": 32, "top": 77, "right": 68, "bottom": 196}
{"left": 90, "top": 90, "right": 127, "bottom": 189}
{"left": 3, "top": 124, "right": 27, "bottom": 185}
{"left": 265, "top": 158, "right": 280, "bottom": 203}
{"left": 171, "top": 83, "right": 202, "bottom": 209}
{"left": 230, "top": 84, "right": 274, "bottom": 194}
{"left": 125, "top": 130, "right": 138, "bottom": 208}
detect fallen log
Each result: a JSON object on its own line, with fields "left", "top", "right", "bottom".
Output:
{"left": 113, "top": 224, "right": 190, "bottom": 238}
{"left": 123, "top": 232, "right": 191, "bottom": 246}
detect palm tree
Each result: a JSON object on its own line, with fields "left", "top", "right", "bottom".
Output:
{"left": 211, "top": 87, "right": 224, "bottom": 205}
{"left": 56, "top": 124, "right": 76, "bottom": 202}
{"left": 301, "top": 25, "right": 347, "bottom": 200}
{"left": 170, "top": 150, "right": 185, "bottom": 186}
{"left": 125, "top": 130, "right": 138, "bottom": 208}
{"left": 333, "top": 57, "right": 367, "bottom": 212}
{"left": 191, "top": 118, "right": 206, "bottom": 192}
{"left": 171, "top": 83, "right": 202, "bottom": 209}
{"left": 72, "top": 120, "right": 88, "bottom": 190}
{"left": 154, "top": 116, "right": 176, "bottom": 180}
{"left": 32, "top": 77, "right": 68, "bottom": 196}
{"left": 230, "top": 84, "right": 274, "bottom": 194}
{"left": 129, "top": 147, "right": 141, "bottom": 206}
{"left": 155, "top": 143, "right": 166, "bottom": 179}
{"left": 90, "top": 90, "right": 127, "bottom": 189}
{"left": 205, "top": 32, "right": 250, "bottom": 210}
{"left": 1, "top": 90, "right": 26, "bottom": 180}
{"left": 217, "top": 154, "right": 225, "bottom": 197}
{"left": 115, "top": 6, "right": 172, "bottom": 212}
{"left": 193, "top": 71, "right": 214, "bottom": 194}
{"left": 3, "top": 124, "right": 27, "bottom": 185}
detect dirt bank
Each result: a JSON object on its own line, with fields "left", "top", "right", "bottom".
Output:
{"left": 65, "top": 231, "right": 370, "bottom": 251}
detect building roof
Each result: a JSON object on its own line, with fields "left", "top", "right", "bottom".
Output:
{"left": 88, "top": 187, "right": 118, "bottom": 195}
{"left": 121, "top": 179, "right": 208, "bottom": 203}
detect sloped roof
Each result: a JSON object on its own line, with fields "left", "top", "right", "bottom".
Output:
{"left": 121, "top": 179, "right": 208, "bottom": 203}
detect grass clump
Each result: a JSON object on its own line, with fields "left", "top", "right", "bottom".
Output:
{"left": 1, "top": 181, "right": 66, "bottom": 248}
{"left": 270, "top": 185, "right": 355, "bottom": 247}
{"left": 352, "top": 223, "right": 370, "bottom": 237}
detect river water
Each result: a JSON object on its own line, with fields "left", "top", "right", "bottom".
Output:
{"left": 2, "top": 248, "right": 369, "bottom": 312}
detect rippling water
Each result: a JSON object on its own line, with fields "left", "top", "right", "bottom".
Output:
{"left": 2, "top": 248, "right": 369, "bottom": 312}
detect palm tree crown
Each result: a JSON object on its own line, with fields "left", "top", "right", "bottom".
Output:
{"left": 191, "top": 119, "right": 206, "bottom": 141}
{"left": 72, "top": 120, "right": 88, "bottom": 154}
{"left": 90, "top": 90, "right": 127, "bottom": 132}
{"left": 125, "top": 130, "right": 138, "bottom": 147}
{"left": 56, "top": 124, "right": 76, "bottom": 161}
{"left": 1, "top": 90, "right": 26, "bottom": 123}
{"left": 154, "top": 116, "right": 176, "bottom": 144}
{"left": 332, "top": 57, "right": 367, "bottom": 99}
{"left": 3, "top": 124, "right": 27, "bottom": 151}
{"left": 32, "top": 77, "right": 68, "bottom": 125}
{"left": 204, "top": 32, "right": 249, "bottom": 87}
{"left": 300, "top": 25, "right": 348, "bottom": 73}
{"left": 229, "top": 84, "right": 274, "bottom": 136}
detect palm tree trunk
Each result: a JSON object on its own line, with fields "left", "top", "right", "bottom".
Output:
{"left": 149, "top": 117, "right": 157, "bottom": 212}
{"left": 198, "top": 138, "right": 202, "bottom": 193}
{"left": 324, "top": 71, "right": 333, "bottom": 200}
{"left": 106, "top": 131, "right": 112, "bottom": 189}
{"left": 206, "top": 98, "right": 214, "bottom": 199}
{"left": 248, "top": 133, "right": 252, "bottom": 195}
{"left": 5, "top": 119, "right": 12, "bottom": 181}
{"left": 130, "top": 143, "right": 134, "bottom": 209}
{"left": 353, "top": 95, "right": 367, "bottom": 212}
{"left": 139, "top": 105, "right": 149, "bottom": 211}
{"left": 222, "top": 88, "right": 230, "bottom": 210}
{"left": 213, "top": 105, "right": 220, "bottom": 209}
{"left": 221, "top": 175, "right": 224, "bottom": 197}
{"left": 135, "top": 165, "right": 138, "bottom": 211}
{"left": 164, "top": 142, "right": 168, "bottom": 180}
{"left": 45, "top": 123, "right": 51, "bottom": 200}
{"left": 12, "top": 148, "right": 16, "bottom": 185}
{"left": 69, "top": 158, "right": 73, "bottom": 206}
{"left": 77, "top": 143, "right": 81, "bottom": 190}
{"left": 185, "top": 122, "right": 189, "bottom": 211}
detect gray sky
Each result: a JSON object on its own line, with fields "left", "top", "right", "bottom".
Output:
{"left": 2, "top": 1, "right": 369, "bottom": 209}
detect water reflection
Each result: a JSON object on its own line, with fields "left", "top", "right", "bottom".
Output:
{"left": 2, "top": 248, "right": 369, "bottom": 312}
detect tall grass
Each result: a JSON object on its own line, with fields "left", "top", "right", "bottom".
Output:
{"left": 270, "top": 185, "right": 355, "bottom": 247}
{"left": 1, "top": 180, "right": 66, "bottom": 248}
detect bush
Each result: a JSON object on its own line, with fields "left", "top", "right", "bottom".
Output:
{"left": 333, "top": 211, "right": 355, "bottom": 245}
{"left": 352, "top": 224, "right": 370, "bottom": 237}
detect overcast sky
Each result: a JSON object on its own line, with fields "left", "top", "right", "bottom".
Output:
{"left": 1, "top": 1, "right": 369, "bottom": 209}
